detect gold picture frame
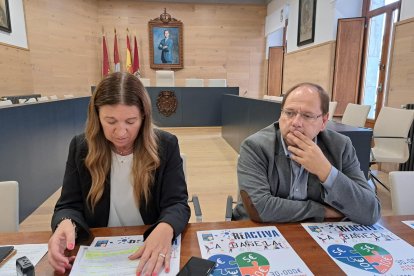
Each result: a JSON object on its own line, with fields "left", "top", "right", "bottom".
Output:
{"left": 148, "top": 9, "right": 183, "bottom": 70}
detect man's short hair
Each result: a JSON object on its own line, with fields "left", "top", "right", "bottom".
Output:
{"left": 281, "top": 83, "right": 330, "bottom": 115}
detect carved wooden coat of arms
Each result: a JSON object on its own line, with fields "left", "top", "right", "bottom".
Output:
{"left": 156, "top": 90, "right": 177, "bottom": 117}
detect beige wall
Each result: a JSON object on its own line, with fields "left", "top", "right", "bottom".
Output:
{"left": 0, "top": 0, "right": 266, "bottom": 98}
{"left": 387, "top": 18, "right": 414, "bottom": 108}
{"left": 98, "top": 1, "right": 266, "bottom": 97}
{"left": 282, "top": 41, "right": 336, "bottom": 97}
{"left": 26, "top": 0, "right": 100, "bottom": 97}
{"left": 0, "top": 43, "right": 33, "bottom": 94}
{"left": 0, "top": 0, "right": 100, "bottom": 97}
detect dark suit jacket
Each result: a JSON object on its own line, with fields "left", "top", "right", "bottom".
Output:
{"left": 51, "top": 129, "right": 190, "bottom": 241}
{"left": 158, "top": 38, "right": 173, "bottom": 63}
{"left": 233, "top": 122, "right": 381, "bottom": 225}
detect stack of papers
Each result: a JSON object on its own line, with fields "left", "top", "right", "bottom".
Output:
{"left": 0, "top": 244, "right": 48, "bottom": 276}
{"left": 70, "top": 235, "right": 180, "bottom": 275}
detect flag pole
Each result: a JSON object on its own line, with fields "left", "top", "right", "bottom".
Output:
{"left": 126, "top": 27, "right": 133, "bottom": 74}
{"left": 114, "top": 28, "right": 120, "bottom": 72}
{"left": 102, "top": 26, "right": 110, "bottom": 77}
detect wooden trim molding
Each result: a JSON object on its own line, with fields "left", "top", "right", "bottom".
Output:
{"left": 286, "top": 40, "right": 335, "bottom": 55}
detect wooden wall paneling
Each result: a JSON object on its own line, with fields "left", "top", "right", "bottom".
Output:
{"left": 98, "top": 1, "right": 266, "bottom": 97}
{"left": 332, "top": 18, "right": 365, "bottom": 116}
{"left": 387, "top": 18, "right": 414, "bottom": 108}
{"left": 2, "top": 1, "right": 265, "bottom": 98}
{"left": 267, "top": 46, "right": 284, "bottom": 96}
{"left": 282, "top": 41, "right": 336, "bottom": 95}
{"left": 0, "top": 44, "right": 33, "bottom": 95}
{"left": 24, "top": 0, "right": 100, "bottom": 97}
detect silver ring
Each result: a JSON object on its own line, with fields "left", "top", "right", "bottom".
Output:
{"left": 159, "top": 253, "right": 166, "bottom": 258}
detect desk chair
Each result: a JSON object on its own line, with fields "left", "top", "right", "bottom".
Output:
{"left": 156, "top": 70, "right": 175, "bottom": 87}
{"left": 389, "top": 171, "right": 414, "bottom": 215}
{"left": 0, "top": 100, "right": 13, "bottom": 106}
{"left": 25, "top": 98, "right": 37, "bottom": 103}
{"left": 225, "top": 155, "right": 240, "bottom": 221}
{"left": 208, "top": 79, "right": 226, "bottom": 87}
{"left": 226, "top": 192, "right": 263, "bottom": 222}
{"left": 185, "top": 78, "right": 204, "bottom": 87}
{"left": 328, "top": 101, "right": 338, "bottom": 121}
{"left": 370, "top": 107, "right": 414, "bottom": 191}
{"left": 139, "top": 78, "right": 151, "bottom": 87}
{"left": 0, "top": 181, "right": 19, "bottom": 232}
{"left": 263, "top": 95, "right": 283, "bottom": 102}
{"left": 180, "top": 153, "right": 202, "bottom": 222}
{"left": 37, "top": 96, "right": 49, "bottom": 102}
{"left": 341, "top": 103, "right": 371, "bottom": 127}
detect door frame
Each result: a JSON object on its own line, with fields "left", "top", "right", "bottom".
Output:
{"left": 360, "top": 0, "right": 400, "bottom": 126}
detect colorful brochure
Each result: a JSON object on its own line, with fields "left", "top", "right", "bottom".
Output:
{"left": 302, "top": 222, "right": 414, "bottom": 275}
{"left": 197, "top": 226, "right": 313, "bottom": 276}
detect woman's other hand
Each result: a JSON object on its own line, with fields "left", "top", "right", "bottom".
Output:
{"left": 129, "top": 222, "right": 174, "bottom": 276}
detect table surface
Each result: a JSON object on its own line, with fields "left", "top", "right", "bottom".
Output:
{"left": 0, "top": 216, "right": 413, "bottom": 275}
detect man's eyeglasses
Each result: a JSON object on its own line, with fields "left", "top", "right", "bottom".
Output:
{"left": 281, "top": 109, "right": 323, "bottom": 122}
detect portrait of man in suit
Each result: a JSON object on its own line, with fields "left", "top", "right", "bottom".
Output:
{"left": 151, "top": 26, "right": 180, "bottom": 66}
{"left": 149, "top": 11, "right": 183, "bottom": 69}
{"left": 158, "top": 30, "right": 173, "bottom": 63}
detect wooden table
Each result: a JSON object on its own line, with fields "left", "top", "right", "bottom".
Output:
{"left": 1, "top": 216, "right": 413, "bottom": 275}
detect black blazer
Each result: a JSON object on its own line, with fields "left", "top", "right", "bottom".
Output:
{"left": 51, "top": 129, "right": 190, "bottom": 241}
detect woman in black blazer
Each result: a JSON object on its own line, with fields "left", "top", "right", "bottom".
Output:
{"left": 47, "top": 72, "right": 190, "bottom": 275}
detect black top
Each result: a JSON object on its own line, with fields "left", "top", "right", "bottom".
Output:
{"left": 51, "top": 129, "right": 190, "bottom": 241}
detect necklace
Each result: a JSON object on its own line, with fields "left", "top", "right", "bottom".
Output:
{"left": 113, "top": 151, "right": 133, "bottom": 164}
{"left": 114, "top": 147, "right": 134, "bottom": 156}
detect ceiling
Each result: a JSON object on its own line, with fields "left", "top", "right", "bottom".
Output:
{"left": 141, "top": 0, "right": 272, "bottom": 5}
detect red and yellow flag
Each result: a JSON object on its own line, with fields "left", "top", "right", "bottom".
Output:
{"left": 114, "top": 29, "right": 120, "bottom": 72}
{"left": 126, "top": 32, "right": 133, "bottom": 74}
{"left": 102, "top": 34, "right": 110, "bottom": 77}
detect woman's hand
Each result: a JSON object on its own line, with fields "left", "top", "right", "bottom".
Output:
{"left": 47, "top": 219, "right": 76, "bottom": 274}
{"left": 129, "top": 222, "right": 174, "bottom": 276}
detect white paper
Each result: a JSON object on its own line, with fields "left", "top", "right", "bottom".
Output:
{"left": 197, "top": 226, "right": 313, "bottom": 276}
{"left": 0, "top": 244, "right": 48, "bottom": 276}
{"left": 402, "top": 220, "right": 414, "bottom": 230}
{"left": 70, "top": 235, "right": 180, "bottom": 276}
{"left": 302, "top": 222, "right": 414, "bottom": 275}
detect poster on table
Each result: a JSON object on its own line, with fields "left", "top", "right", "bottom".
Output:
{"left": 197, "top": 226, "right": 313, "bottom": 276}
{"left": 302, "top": 222, "right": 414, "bottom": 275}
{"left": 402, "top": 221, "right": 414, "bottom": 230}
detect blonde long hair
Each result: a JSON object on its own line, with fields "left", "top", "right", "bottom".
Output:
{"left": 85, "top": 72, "right": 160, "bottom": 212}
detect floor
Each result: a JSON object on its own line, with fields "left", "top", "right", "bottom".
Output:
{"left": 18, "top": 127, "right": 393, "bottom": 232}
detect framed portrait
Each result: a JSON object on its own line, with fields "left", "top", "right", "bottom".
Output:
{"left": 0, "top": 0, "right": 11, "bottom": 33}
{"left": 297, "top": 0, "right": 316, "bottom": 46}
{"left": 149, "top": 10, "right": 183, "bottom": 70}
